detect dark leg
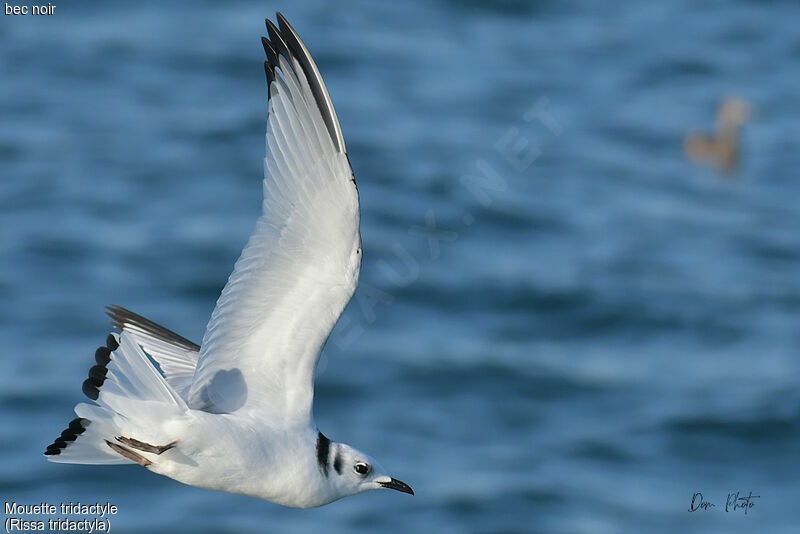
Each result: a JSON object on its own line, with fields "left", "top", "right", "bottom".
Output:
{"left": 115, "top": 436, "right": 177, "bottom": 455}
{"left": 105, "top": 440, "right": 151, "bottom": 467}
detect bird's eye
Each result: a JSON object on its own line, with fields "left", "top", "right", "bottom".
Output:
{"left": 354, "top": 462, "right": 370, "bottom": 476}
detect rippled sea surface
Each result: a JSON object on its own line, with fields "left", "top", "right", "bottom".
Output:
{"left": 2, "top": 0, "right": 800, "bottom": 532}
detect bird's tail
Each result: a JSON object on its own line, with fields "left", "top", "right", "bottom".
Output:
{"left": 45, "top": 332, "right": 188, "bottom": 465}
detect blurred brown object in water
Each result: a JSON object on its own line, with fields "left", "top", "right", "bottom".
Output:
{"left": 684, "top": 97, "right": 751, "bottom": 173}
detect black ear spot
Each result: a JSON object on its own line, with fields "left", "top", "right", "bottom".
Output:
{"left": 333, "top": 452, "right": 343, "bottom": 474}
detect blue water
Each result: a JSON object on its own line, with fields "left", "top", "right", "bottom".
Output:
{"left": 2, "top": 1, "right": 800, "bottom": 532}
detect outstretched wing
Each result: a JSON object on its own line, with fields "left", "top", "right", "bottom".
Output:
{"left": 187, "top": 14, "right": 361, "bottom": 422}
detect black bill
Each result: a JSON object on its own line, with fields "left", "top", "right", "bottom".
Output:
{"left": 379, "top": 477, "right": 414, "bottom": 495}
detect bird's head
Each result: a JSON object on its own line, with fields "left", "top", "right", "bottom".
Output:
{"left": 718, "top": 97, "right": 751, "bottom": 131}
{"left": 325, "top": 442, "right": 414, "bottom": 500}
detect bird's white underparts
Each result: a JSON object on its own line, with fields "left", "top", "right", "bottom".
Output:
{"left": 44, "top": 13, "right": 413, "bottom": 508}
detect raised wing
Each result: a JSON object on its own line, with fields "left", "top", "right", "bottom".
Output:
{"left": 187, "top": 14, "right": 361, "bottom": 422}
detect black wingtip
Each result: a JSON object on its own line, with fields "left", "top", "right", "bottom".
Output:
{"left": 262, "top": 18, "right": 281, "bottom": 95}
{"left": 276, "top": 12, "right": 291, "bottom": 32}
{"left": 265, "top": 18, "right": 291, "bottom": 61}
{"left": 261, "top": 36, "right": 279, "bottom": 88}
{"left": 105, "top": 305, "right": 199, "bottom": 351}
{"left": 86, "top": 339, "right": 112, "bottom": 400}
{"left": 262, "top": 38, "right": 278, "bottom": 66}
{"left": 264, "top": 61, "right": 276, "bottom": 88}
{"left": 44, "top": 418, "right": 89, "bottom": 456}
{"left": 268, "top": 12, "right": 347, "bottom": 154}
{"left": 265, "top": 18, "right": 280, "bottom": 39}
{"left": 88, "top": 364, "right": 108, "bottom": 381}
{"left": 95, "top": 346, "right": 111, "bottom": 365}
{"left": 82, "top": 377, "right": 102, "bottom": 400}
{"left": 69, "top": 417, "right": 87, "bottom": 433}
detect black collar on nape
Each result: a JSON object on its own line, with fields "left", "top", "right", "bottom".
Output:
{"left": 316, "top": 432, "right": 330, "bottom": 476}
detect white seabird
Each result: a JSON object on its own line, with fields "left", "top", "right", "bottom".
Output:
{"left": 45, "top": 13, "right": 414, "bottom": 508}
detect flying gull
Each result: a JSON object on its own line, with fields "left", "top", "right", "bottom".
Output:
{"left": 44, "top": 12, "right": 414, "bottom": 508}
{"left": 685, "top": 97, "right": 751, "bottom": 173}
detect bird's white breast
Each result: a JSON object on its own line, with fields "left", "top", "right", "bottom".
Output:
{"left": 150, "top": 410, "right": 332, "bottom": 508}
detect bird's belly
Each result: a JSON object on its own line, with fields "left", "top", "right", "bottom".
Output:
{"left": 147, "top": 413, "right": 325, "bottom": 507}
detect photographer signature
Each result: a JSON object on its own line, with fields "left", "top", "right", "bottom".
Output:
{"left": 688, "top": 491, "right": 759, "bottom": 515}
